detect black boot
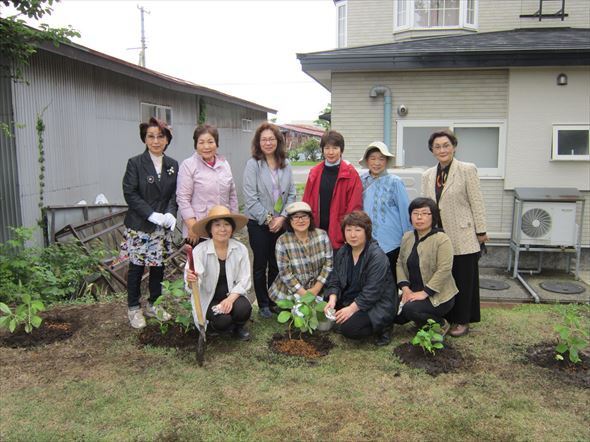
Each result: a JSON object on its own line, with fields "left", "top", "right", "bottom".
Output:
{"left": 375, "top": 326, "right": 392, "bottom": 346}
{"left": 233, "top": 324, "right": 251, "bottom": 341}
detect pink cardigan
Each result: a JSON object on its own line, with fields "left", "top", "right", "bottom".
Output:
{"left": 176, "top": 153, "right": 238, "bottom": 237}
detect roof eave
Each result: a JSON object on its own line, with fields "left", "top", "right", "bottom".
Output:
{"left": 38, "top": 40, "right": 277, "bottom": 114}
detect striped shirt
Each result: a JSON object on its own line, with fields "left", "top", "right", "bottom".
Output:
{"left": 269, "top": 229, "right": 333, "bottom": 300}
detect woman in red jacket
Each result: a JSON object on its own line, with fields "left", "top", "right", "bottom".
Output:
{"left": 303, "top": 130, "right": 363, "bottom": 252}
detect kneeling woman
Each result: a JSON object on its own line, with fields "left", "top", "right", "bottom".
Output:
{"left": 269, "top": 201, "right": 333, "bottom": 301}
{"left": 395, "top": 198, "right": 457, "bottom": 332}
{"left": 324, "top": 211, "right": 396, "bottom": 345}
{"left": 185, "top": 206, "right": 252, "bottom": 340}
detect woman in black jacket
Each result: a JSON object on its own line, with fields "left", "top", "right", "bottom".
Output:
{"left": 122, "top": 117, "right": 179, "bottom": 329}
{"left": 324, "top": 211, "right": 396, "bottom": 346}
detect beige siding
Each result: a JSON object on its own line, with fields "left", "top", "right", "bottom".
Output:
{"left": 332, "top": 69, "right": 509, "bottom": 161}
{"left": 346, "top": 0, "right": 393, "bottom": 47}
{"left": 505, "top": 67, "right": 590, "bottom": 190}
{"left": 344, "top": 0, "right": 589, "bottom": 46}
{"left": 479, "top": 0, "right": 590, "bottom": 32}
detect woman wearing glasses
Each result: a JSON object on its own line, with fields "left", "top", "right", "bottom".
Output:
{"left": 122, "top": 117, "right": 178, "bottom": 329}
{"left": 177, "top": 124, "right": 238, "bottom": 246}
{"left": 422, "top": 130, "right": 487, "bottom": 337}
{"left": 243, "top": 122, "right": 296, "bottom": 318}
{"left": 269, "top": 202, "right": 333, "bottom": 302}
{"left": 395, "top": 198, "right": 457, "bottom": 333}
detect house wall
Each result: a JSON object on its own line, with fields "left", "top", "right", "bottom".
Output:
{"left": 345, "top": 0, "right": 590, "bottom": 47}
{"left": 10, "top": 50, "right": 267, "bottom": 242}
{"left": 0, "top": 75, "right": 22, "bottom": 243}
{"left": 331, "top": 69, "right": 590, "bottom": 246}
{"left": 505, "top": 67, "right": 590, "bottom": 190}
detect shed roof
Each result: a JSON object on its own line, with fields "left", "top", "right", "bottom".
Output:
{"left": 298, "top": 28, "right": 590, "bottom": 89}
{"left": 279, "top": 124, "right": 325, "bottom": 137}
{"left": 39, "top": 40, "right": 277, "bottom": 114}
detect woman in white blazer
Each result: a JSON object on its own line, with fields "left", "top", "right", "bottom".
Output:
{"left": 421, "top": 130, "right": 488, "bottom": 337}
{"left": 243, "top": 122, "right": 296, "bottom": 319}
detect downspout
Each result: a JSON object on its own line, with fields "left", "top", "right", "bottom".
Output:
{"left": 369, "top": 86, "right": 392, "bottom": 150}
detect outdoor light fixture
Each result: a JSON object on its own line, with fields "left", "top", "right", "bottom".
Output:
{"left": 556, "top": 73, "right": 568, "bottom": 86}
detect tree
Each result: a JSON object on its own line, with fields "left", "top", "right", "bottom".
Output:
{"left": 314, "top": 103, "right": 331, "bottom": 130}
{"left": 1, "top": 0, "right": 79, "bottom": 80}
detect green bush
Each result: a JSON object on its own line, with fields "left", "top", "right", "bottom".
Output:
{"left": 0, "top": 226, "right": 106, "bottom": 304}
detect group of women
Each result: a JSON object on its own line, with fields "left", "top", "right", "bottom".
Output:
{"left": 122, "top": 118, "right": 487, "bottom": 344}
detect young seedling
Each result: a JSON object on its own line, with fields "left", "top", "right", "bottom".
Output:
{"left": 149, "top": 279, "right": 194, "bottom": 335}
{"left": 0, "top": 290, "right": 45, "bottom": 334}
{"left": 276, "top": 292, "right": 327, "bottom": 339}
{"left": 554, "top": 304, "right": 589, "bottom": 364}
{"left": 411, "top": 319, "right": 445, "bottom": 355}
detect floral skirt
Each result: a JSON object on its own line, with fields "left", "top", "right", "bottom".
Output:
{"left": 122, "top": 227, "right": 173, "bottom": 267}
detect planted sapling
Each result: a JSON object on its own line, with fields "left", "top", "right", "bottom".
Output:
{"left": 554, "top": 304, "right": 589, "bottom": 364}
{"left": 411, "top": 319, "right": 445, "bottom": 355}
{"left": 276, "top": 292, "right": 327, "bottom": 339}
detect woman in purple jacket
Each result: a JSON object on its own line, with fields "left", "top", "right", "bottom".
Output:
{"left": 177, "top": 124, "right": 238, "bottom": 245}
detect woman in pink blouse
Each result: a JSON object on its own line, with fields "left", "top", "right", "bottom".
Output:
{"left": 177, "top": 124, "right": 238, "bottom": 245}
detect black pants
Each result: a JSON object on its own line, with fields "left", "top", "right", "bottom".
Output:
{"left": 127, "top": 263, "right": 164, "bottom": 308}
{"left": 447, "top": 252, "right": 481, "bottom": 324}
{"left": 340, "top": 311, "right": 374, "bottom": 339}
{"left": 386, "top": 247, "right": 400, "bottom": 288}
{"left": 395, "top": 297, "right": 455, "bottom": 328}
{"left": 247, "top": 220, "right": 282, "bottom": 309}
{"left": 206, "top": 296, "right": 252, "bottom": 331}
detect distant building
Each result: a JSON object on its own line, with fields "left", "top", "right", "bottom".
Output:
{"left": 278, "top": 123, "right": 325, "bottom": 150}
{"left": 0, "top": 39, "right": 275, "bottom": 243}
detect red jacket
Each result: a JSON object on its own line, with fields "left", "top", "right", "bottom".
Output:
{"left": 303, "top": 160, "right": 363, "bottom": 250}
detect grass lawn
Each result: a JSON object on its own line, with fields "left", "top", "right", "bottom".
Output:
{"left": 291, "top": 161, "right": 320, "bottom": 166}
{"left": 0, "top": 302, "right": 588, "bottom": 441}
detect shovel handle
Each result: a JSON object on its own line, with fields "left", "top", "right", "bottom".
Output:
{"left": 185, "top": 244, "right": 206, "bottom": 328}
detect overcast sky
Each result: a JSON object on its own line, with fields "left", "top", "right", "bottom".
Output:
{"left": 26, "top": 0, "right": 336, "bottom": 123}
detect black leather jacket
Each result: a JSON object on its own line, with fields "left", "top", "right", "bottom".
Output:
{"left": 122, "top": 150, "right": 178, "bottom": 233}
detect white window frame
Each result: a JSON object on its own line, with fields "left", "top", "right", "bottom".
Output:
{"left": 396, "top": 119, "right": 506, "bottom": 177}
{"left": 140, "top": 102, "right": 173, "bottom": 126}
{"left": 336, "top": 0, "right": 347, "bottom": 48}
{"left": 394, "top": 0, "right": 478, "bottom": 31}
{"left": 552, "top": 125, "right": 590, "bottom": 161}
{"left": 241, "top": 119, "right": 253, "bottom": 132}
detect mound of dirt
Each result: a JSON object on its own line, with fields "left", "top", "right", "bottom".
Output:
{"left": 393, "top": 342, "right": 470, "bottom": 376}
{"left": 525, "top": 342, "right": 590, "bottom": 389}
{"left": 269, "top": 332, "right": 334, "bottom": 359}
{"left": 0, "top": 317, "right": 79, "bottom": 348}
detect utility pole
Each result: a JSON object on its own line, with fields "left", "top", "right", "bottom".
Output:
{"left": 137, "top": 5, "right": 150, "bottom": 67}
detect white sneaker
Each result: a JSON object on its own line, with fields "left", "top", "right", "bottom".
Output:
{"left": 145, "top": 303, "right": 172, "bottom": 321}
{"left": 128, "top": 308, "right": 146, "bottom": 329}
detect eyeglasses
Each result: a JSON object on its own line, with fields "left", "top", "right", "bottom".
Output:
{"left": 261, "top": 138, "right": 277, "bottom": 144}
{"left": 432, "top": 143, "right": 453, "bottom": 151}
{"left": 147, "top": 135, "right": 167, "bottom": 141}
{"left": 291, "top": 214, "right": 310, "bottom": 222}
{"left": 411, "top": 211, "right": 432, "bottom": 218}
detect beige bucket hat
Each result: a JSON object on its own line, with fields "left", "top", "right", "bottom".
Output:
{"left": 191, "top": 205, "right": 248, "bottom": 238}
{"left": 358, "top": 141, "right": 395, "bottom": 168}
{"left": 285, "top": 201, "right": 312, "bottom": 215}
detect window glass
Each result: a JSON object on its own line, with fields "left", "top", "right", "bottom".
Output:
{"left": 454, "top": 127, "right": 499, "bottom": 168}
{"left": 402, "top": 126, "right": 446, "bottom": 167}
{"left": 396, "top": 0, "right": 407, "bottom": 27}
{"left": 557, "top": 130, "right": 589, "bottom": 156}
{"left": 141, "top": 103, "right": 172, "bottom": 126}
{"left": 338, "top": 3, "right": 347, "bottom": 48}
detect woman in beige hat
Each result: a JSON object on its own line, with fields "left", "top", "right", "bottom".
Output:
{"left": 185, "top": 206, "right": 252, "bottom": 340}
{"left": 268, "top": 201, "right": 333, "bottom": 302}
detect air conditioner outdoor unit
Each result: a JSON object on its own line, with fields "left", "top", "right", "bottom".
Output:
{"left": 512, "top": 201, "right": 577, "bottom": 246}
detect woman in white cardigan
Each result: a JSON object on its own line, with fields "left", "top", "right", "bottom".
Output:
{"left": 422, "top": 130, "right": 488, "bottom": 337}
{"left": 185, "top": 206, "right": 252, "bottom": 341}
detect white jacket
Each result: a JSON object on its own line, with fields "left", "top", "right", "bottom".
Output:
{"left": 185, "top": 238, "right": 251, "bottom": 330}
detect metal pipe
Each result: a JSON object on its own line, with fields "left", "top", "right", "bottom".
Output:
{"left": 516, "top": 272, "right": 541, "bottom": 303}
{"left": 369, "top": 86, "right": 392, "bottom": 150}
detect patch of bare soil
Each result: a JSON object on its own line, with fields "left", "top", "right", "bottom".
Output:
{"left": 393, "top": 342, "right": 470, "bottom": 376}
{"left": 269, "top": 332, "right": 334, "bottom": 359}
{"left": 0, "top": 314, "right": 79, "bottom": 348}
{"left": 138, "top": 324, "right": 198, "bottom": 349}
{"left": 525, "top": 342, "right": 590, "bottom": 389}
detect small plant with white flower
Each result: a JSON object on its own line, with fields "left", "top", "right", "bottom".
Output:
{"left": 276, "top": 292, "right": 327, "bottom": 339}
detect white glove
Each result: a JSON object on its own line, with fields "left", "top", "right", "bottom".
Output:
{"left": 163, "top": 213, "right": 177, "bottom": 230}
{"left": 148, "top": 212, "right": 165, "bottom": 226}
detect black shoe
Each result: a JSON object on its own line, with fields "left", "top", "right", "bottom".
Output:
{"left": 234, "top": 325, "right": 251, "bottom": 341}
{"left": 375, "top": 328, "right": 392, "bottom": 346}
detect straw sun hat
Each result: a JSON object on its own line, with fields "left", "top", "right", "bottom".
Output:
{"left": 191, "top": 205, "right": 248, "bottom": 238}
